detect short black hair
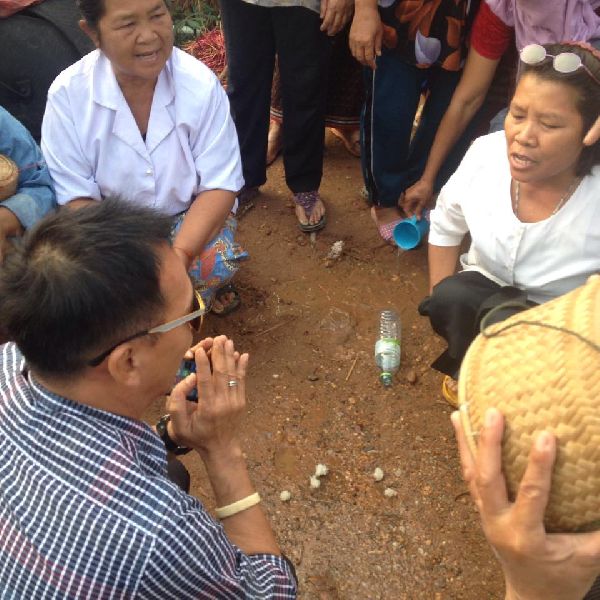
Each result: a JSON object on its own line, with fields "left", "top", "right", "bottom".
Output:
{"left": 77, "top": 0, "right": 172, "bottom": 29}
{"left": 0, "top": 198, "right": 174, "bottom": 377}
{"left": 76, "top": 0, "right": 106, "bottom": 29}
{"left": 519, "top": 43, "right": 600, "bottom": 176}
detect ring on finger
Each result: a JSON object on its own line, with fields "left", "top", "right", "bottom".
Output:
{"left": 227, "top": 379, "right": 238, "bottom": 388}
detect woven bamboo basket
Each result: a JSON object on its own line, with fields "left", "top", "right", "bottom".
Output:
{"left": 458, "top": 275, "right": 600, "bottom": 532}
{"left": 0, "top": 155, "right": 19, "bottom": 202}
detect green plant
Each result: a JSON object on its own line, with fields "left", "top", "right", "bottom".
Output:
{"left": 169, "top": 0, "right": 221, "bottom": 47}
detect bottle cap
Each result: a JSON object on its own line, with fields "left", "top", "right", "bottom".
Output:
{"left": 380, "top": 372, "right": 393, "bottom": 387}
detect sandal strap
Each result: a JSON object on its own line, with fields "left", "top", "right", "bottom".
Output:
{"left": 293, "top": 191, "right": 320, "bottom": 214}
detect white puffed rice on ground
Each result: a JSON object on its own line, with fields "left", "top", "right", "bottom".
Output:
{"left": 373, "top": 467, "right": 384, "bottom": 482}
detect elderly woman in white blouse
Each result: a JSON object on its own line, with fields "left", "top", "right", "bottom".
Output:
{"left": 41, "top": 0, "right": 245, "bottom": 315}
{"left": 419, "top": 42, "right": 600, "bottom": 405}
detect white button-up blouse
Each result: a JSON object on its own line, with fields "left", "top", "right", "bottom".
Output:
{"left": 429, "top": 131, "right": 600, "bottom": 304}
{"left": 41, "top": 48, "right": 244, "bottom": 216}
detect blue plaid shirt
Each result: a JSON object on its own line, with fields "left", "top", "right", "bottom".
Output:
{"left": 0, "top": 343, "right": 297, "bottom": 599}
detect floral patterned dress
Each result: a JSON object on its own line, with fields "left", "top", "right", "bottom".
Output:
{"left": 378, "top": 0, "right": 475, "bottom": 71}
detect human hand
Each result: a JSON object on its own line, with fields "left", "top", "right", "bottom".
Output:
{"left": 402, "top": 179, "right": 434, "bottom": 219}
{"left": 183, "top": 337, "right": 214, "bottom": 361}
{"left": 349, "top": 6, "right": 382, "bottom": 69}
{"left": 167, "top": 335, "right": 249, "bottom": 459}
{"left": 452, "top": 408, "right": 600, "bottom": 600}
{"left": 584, "top": 115, "right": 600, "bottom": 146}
{"left": 320, "top": 0, "right": 353, "bottom": 36}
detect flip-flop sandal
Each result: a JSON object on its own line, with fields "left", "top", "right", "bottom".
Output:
{"left": 441, "top": 376, "right": 459, "bottom": 408}
{"left": 237, "top": 186, "right": 259, "bottom": 219}
{"left": 329, "top": 127, "right": 361, "bottom": 158}
{"left": 294, "top": 191, "right": 326, "bottom": 233}
{"left": 211, "top": 283, "right": 241, "bottom": 316}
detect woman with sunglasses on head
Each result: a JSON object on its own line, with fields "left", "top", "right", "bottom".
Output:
{"left": 418, "top": 42, "right": 600, "bottom": 406}
{"left": 41, "top": 0, "right": 247, "bottom": 315}
{"left": 402, "top": 0, "right": 600, "bottom": 220}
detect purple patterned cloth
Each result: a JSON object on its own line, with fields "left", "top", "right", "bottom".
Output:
{"left": 485, "top": 0, "right": 600, "bottom": 50}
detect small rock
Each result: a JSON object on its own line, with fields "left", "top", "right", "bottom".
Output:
{"left": 373, "top": 467, "right": 384, "bottom": 482}
{"left": 307, "top": 374, "right": 319, "bottom": 382}
{"left": 384, "top": 488, "right": 398, "bottom": 498}
{"left": 314, "top": 463, "right": 328, "bottom": 477}
{"left": 310, "top": 475, "right": 321, "bottom": 489}
{"left": 406, "top": 368, "right": 418, "bottom": 384}
{"left": 279, "top": 490, "right": 292, "bottom": 502}
{"left": 272, "top": 374, "right": 280, "bottom": 379}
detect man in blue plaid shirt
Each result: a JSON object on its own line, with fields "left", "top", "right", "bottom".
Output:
{"left": 0, "top": 199, "right": 297, "bottom": 598}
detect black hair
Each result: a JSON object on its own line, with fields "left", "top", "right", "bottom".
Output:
{"left": 76, "top": 0, "right": 106, "bottom": 29}
{"left": 0, "top": 198, "right": 174, "bottom": 377}
{"left": 77, "top": 0, "right": 172, "bottom": 29}
{"left": 519, "top": 43, "right": 600, "bottom": 176}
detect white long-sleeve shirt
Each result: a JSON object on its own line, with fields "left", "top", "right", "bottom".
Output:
{"left": 429, "top": 131, "right": 600, "bottom": 304}
{"left": 42, "top": 48, "right": 243, "bottom": 216}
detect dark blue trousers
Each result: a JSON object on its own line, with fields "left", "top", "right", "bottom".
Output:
{"left": 361, "top": 51, "right": 477, "bottom": 207}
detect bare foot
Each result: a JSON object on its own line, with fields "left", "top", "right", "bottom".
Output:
{"left": 371, "top": 205, "right": 403, "bottom": 225}
{"left": 267, "top": 120, "right": 282, "bottom": 166}
{"left": 329, "top": 127, "right": 361, "bottom": 158}
{"left": 211, "top": 291, "right": 236, "bottom": 313}
{"left": 295, "top": 194, "right": 326, "bottom": 227}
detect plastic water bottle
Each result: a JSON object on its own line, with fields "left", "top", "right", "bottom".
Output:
{"left": 375, "top": 310, "right": 401, "bottom": 387}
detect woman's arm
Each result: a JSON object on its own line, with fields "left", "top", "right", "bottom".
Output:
{"left": 402, "top": 48, "right": 500, "bottom": 217}
{"left": 0, "top": 207, "right": 23, "bottom": 262}
{"left": 172, "top": 189, "right": 235, "bottom": 267}
{"left": 428, "top": 244, "right": 462, "bottom": 293}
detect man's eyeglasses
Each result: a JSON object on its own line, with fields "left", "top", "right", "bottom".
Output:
{"left": 520, "top": 44, "right": 600, "bottom": 85}
{"left": 88, "top": 290, "right": 206, "bottom": 367}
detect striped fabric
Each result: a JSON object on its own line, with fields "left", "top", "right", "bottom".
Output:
{"left": 0, "top": 343, "right": 296, "bottom": 599}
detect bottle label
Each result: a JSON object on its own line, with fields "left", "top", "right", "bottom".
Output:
{"left": 375, "top": 339, "right": 400, "bottom": 355}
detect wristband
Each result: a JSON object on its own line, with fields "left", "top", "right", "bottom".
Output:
{"left": 215, "top": 492, "right": 261, "bottom": 519}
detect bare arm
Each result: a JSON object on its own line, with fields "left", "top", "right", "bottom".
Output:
{"left": 349, "top": 0, "right": 382, "bottom": 70}
{"left": 402, "top": 49, "right": 500, "bottom": 217}
{"left": 172, "top": 189, "right": 235, "bottom": 268}
{"left": 0, "top": 207, "right": 24, "bottom": 262}
{"left": 167, "top": 336, "right": 280, "bottom": 555}
{"left": 428, "top": 243, "right": 462, "bottom": 293}
{"left": 63, "top": 198, "right": 97, "bottom": 210}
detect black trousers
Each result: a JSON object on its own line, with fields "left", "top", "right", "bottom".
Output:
{"left": 219, "top": 0, "right": 331, "bottom": 192}
{"left": 419, "top": 271, "right": 534, "bottom": 378}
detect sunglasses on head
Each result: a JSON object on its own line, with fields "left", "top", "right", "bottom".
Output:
{"left": 520, "top": 44, "right": 600, "bottom": 85}
{"left": 88, "top": 289, "right": 205, "bottom": 367}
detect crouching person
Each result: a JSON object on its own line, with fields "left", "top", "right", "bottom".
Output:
{"left": 0, "top": 105, "right": 55, "bottom": 262}
{"left": 0, "top": 199, "right": 297, "bottom": 598}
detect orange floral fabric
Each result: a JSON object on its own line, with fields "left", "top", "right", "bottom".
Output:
{"left": 379, "top": 0, "right": 474, "bottom": 71}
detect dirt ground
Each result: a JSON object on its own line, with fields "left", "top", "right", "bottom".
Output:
{"left": 144, "top": 132, "right": 504, "bottom": 599}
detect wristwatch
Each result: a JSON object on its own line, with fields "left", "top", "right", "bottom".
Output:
{"left": 156, "top": 414, "right": 192, "bottom": 456}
